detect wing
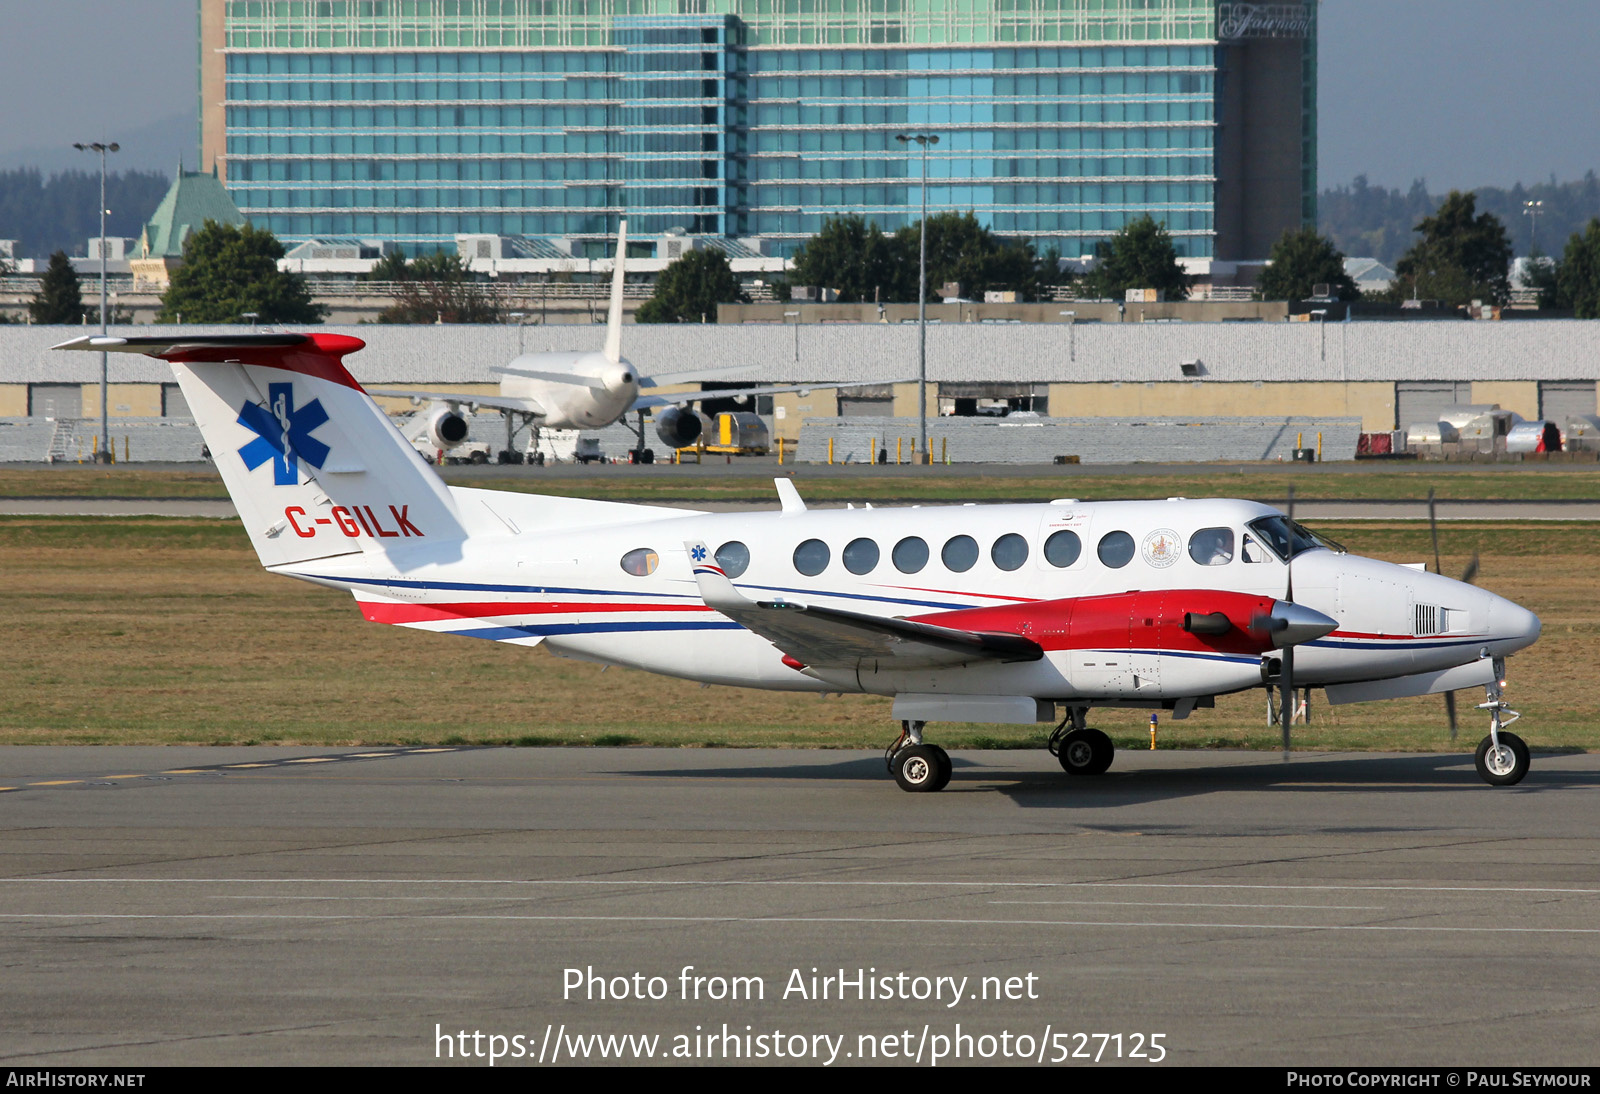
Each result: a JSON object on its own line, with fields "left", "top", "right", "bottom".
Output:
{"left": 633, "top": 378, "right": 914, "bottom": 412}
{"left": 367, "top": 388, "right": 548, "bottom": 416}
{"left": 684, "top": 540, "right": 1041, "bottom": 671}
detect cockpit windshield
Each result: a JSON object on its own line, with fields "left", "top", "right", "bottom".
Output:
{"left": 1245, "top": 516, "right": 1345, "bottom": 561}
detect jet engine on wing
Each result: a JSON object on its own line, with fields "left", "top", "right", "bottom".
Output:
{"left": 423, "top": 404, "right": 471, "bottom": 450}
{"left": 653, "top": 405, "right": 704, "bottom": 448}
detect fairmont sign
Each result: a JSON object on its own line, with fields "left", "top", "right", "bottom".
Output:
{"left": 1216, "top": 3, "right": 1314, "bottom": 40}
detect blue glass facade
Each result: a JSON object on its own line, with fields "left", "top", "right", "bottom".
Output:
{"left": 213, "top": 2, "right": 1311, "bottom": 261}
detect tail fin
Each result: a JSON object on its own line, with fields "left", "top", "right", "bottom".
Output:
{"left": 602, "top": 219, "right": 627, "bottom": 364}
{"left": 53, "top": 334, "right": 465, "bottom": 569}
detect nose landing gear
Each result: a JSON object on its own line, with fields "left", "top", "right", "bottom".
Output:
{"left": 1474, "top": 662, "right": 1528, "bottom": 786}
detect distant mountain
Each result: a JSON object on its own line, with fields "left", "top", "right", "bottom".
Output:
{"left": 0, "top": 112, "right": 196, "bottom": 177}
{"left": 1321, "top": 172, "right": 1600, "bottom": 265}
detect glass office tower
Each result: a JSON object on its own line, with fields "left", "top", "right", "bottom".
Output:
{"left": 203, "top": 1, "right": 1315, "bottom": 263}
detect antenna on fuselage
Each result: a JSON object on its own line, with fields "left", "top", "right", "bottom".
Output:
{"left": 602, "top": 220, "right": 627, "bottom": 365}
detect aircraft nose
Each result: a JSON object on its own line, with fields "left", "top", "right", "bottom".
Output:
{"left": 1491, "top": 596, "right": 1541, "bottom": 652}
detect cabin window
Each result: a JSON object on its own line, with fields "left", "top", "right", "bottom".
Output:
{"left": 991, "top": 533, "right": 1029, "bottom": 571}
{"left": 1188, "top": 527, "right": 1234, "bottom": 566}
{"left": 941, "top": 534, "right": 979, "bottom": 573}
{"left": 843, "top": 537, "right": 879, "bottom": 575}
{"left": 793, "top": 538, "right": 830, "bottom": 576}
{"left": 892, "top": 536, "right": 929, "bottom": 573}
{"left": 1097, "top": 530, "right": 1135, "bottom": 568}
{"left": 715, "top": 540, "right": 750, "bottom": 578}
{"left": 1043, "top": 529, "right": 1082, "bottom": 567}
{"left": 620, "top": 548, "right": 659, "bottom": 576}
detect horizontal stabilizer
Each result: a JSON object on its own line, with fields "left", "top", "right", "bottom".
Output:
{"left": 368, "top": 388, "right": 549, "bottom": 416}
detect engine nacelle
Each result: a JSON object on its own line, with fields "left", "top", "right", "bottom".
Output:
{"left": 654, "top": 405, "right": 704, "bottom": 448}
{"left": 423, "top": 405, "right": 471, "bottom": 450}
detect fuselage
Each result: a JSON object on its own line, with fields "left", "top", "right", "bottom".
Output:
{"left": 498, "top": 350, "right": 639, "bottom": 429}
{"left": 314, "top": 496, "right": 1540, "bottom": 706}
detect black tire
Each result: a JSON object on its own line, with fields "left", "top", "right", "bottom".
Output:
{"left": 928, "top": 744, "right": 953, "bottom": 791}
{"left": 893, "top": 745, "right": 947, "bottom": 793}
{"left": 1475, "top": 731, "right": 1530, "bottom": 786}
{"left": 1057, "top": 728, "right": 1114, "bottom": 776}
{"left": 470, "top": 451, "right": 489, "bottom": 465}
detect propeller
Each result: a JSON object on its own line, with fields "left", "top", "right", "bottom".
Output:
{"left": 1280, "top": 484, "right": 1295, "bottom": 757}
{"left": 1427, "top": 487, "right": 1480, "bottom": 740}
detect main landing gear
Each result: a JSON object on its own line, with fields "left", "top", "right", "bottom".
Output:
{"left": 886, "top": 721, "right": 952, "bottom": 793}
{"left": 1048, "top": 706, "right": 1115, "bottom": 777}
{"left": 1474, "top": 665, "right": 1529, "bottom": 786}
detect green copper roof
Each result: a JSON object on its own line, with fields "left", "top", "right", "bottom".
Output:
{"left": 135, "top": 169, "right": 246, "bottom": 259}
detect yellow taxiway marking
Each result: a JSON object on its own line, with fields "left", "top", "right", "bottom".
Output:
{"left": 224, "top": 763, "right": 274, "bottom": 769}
{"left": 407, "top": 748, "right": 455, "bottom": 753}
{"left": 28, "top": 780, "right": 81, "bottom": 787}
{"left": 349, "top": 753, "right": 396, "bottom": 759}
{"left": 284, "top": 757, "right": 339, "bottom": 764}
{"left": 163, "top": 769, "right": 205, "bottom": 775}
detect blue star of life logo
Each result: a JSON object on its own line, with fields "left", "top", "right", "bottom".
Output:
{"left": 236, "top": 382, "right": 330, "bottom": 486}
{"left": 691, "top": 545, "right": 708, "bottom": 562}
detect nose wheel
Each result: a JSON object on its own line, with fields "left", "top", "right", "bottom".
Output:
{"left": 1474, "top": 666, "right": 1529, "bottom": 786}
{"left": 886, "top": 722, "right": 952, "bottom": 792}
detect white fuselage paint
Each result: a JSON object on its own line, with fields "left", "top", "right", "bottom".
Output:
{"left": 499, "top": 351, "right": 640, "bottom": 429}
{"left": 297, "top": 497, "right": 1540, "bottom": 708}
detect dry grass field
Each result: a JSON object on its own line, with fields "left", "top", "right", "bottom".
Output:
{"left": 0, "top": 513, "right": 1593, "bottom": 755}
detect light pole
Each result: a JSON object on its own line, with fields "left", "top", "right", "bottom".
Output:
{"left": 73, "top": 140, "right": 118, "bottom": 463}
{"left": 1059, "top": 310, "right": 1076, "bottom": 362}
{"left": 783, "top": 310, "right": 800, "bottom": 360}
{"left": 1523, "top": 200, "right": 1544, "bottom": 254}
{"left": 896, "top": 132, "right": 938, "bottom": 464}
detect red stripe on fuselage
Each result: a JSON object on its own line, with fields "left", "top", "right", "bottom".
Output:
{"left": 162, "top": 333, "right": 367, "bottom": 391}
{"left": 907, "top": 589, "right": 1284, "bottom": 656}
{"left": 358, "top": 600, "right": 711, "bottom": 625}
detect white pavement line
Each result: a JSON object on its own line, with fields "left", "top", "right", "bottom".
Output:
{"left": 1, "top": 912, "right": 1598, "bottom": 934}
{"left": 991, "top": 900, "right": 1387, "bottom": 910}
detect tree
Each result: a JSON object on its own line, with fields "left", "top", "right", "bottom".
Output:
{"left": 636, "top": 248, "right": 747, "bottom": 323}
{"left": 1079, "top": 214, "right": 1191, "bottom": 301}
{"left": 29, "top": 251, "right": 86, "bottom": 324}
{"left": 157, "top": 221, "right": 326, "bottom": 324}
{"left": 1257, "top": 227, "right": 1359, "bottom": 301}
{"left": 787, "top": 215, "right": 903, "bottom": 303}
{"left": 1390, "top": 190, "right": 1513, "bottom": 306}
{"left": 1554, "top": 218, "right": 1600, "bottom": 318}
{"left": 376, "top": 250, "right": 499, "bottom": 324}
{"left": 891, "top": 210, "right": 1058, "bottom": 301}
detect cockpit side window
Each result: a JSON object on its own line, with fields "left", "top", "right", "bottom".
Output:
{"left": 1188, "top": 527, "right": 1234, "bottom": 566}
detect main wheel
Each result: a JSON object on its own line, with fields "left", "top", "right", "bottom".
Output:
{"left": 1057, "top": 728, "right": 1114, "bottom": 776}
{"left": 1475, "top": 731, "right": 1530, "bottom": 786}
{"left": 893, "top": 745, "right": 948, "bottom": 793}
{"left": 928, "top": 744, "right": 952, "bottom": 791}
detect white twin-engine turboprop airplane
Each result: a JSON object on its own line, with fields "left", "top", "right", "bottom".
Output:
{"left": 55, "top": 333, "right": 1543, "bottom": 791}
{"left": 368, "top": 220, "right": 885, "bottom": 462}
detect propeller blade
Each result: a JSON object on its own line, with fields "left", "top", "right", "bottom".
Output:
{"left": 1284, "top": 484, "right": 1296, "bottom": 603}
{"left": 1429, "top": 493, "right": 1444, "bottom": 573}
{"left": 1444, "top": 690, "right": 1458, "bottom": 742}
{"left": 1280, "top": 645, "right": 1294, "bottom": 757}
{"left": 1460, "top": 553, "right": 1480, "bottom": 586}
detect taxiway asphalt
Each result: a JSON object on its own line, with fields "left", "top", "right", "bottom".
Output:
{"left": 1, "top": 745, "right": 1597, "bottom": 1067}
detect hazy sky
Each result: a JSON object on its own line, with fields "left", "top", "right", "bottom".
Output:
{"left": 0, "top": 0, "right": 1595, "bottom": 191}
